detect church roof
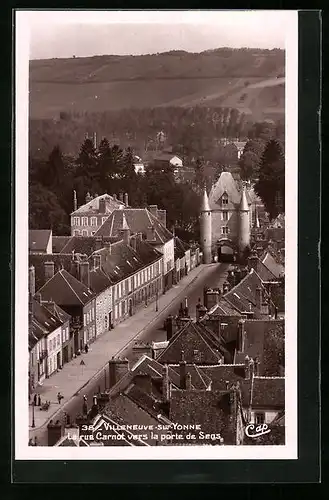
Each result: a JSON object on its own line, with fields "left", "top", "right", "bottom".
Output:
{"left": 208, "top": 172, "right": 242, "bottom": 209}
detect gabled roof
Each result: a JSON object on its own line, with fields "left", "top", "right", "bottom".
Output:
{"left": 249, "top": 256, "right": 278, "bottom": 282}
{"left": 252, "top": 376, "right": 285, "bottom": 408}
{"left": 29, "top": 253, "right": 76, "bottom": 292}
{"left": 29, "top": 298, "right": 63, "bottom": 349}
{"left": 157, "top": 321, "right": 225, "bottom": 365}
{"left": 169, "top": 389, "right": 239, "bottom": 444}
{"left": 168, "top": 364, "right": 212, "bottom": 390}
{"left": 223, "top": 268, "right": 269, "bottom": 315}
{"left": 29, "top": 230, "right": 52, "bottom": 253}
{"left": 38, "top": 269, "right": 95, "bottom": 307}
{"left": 95, "top": 208, "right": 173, "bottom": 244}
{"left": 261, "top": 251, "right": 285, "bottom": 279}
{"left": 52, "top": 236, "right": 71, "bottom": 253}
{"left": 91, "top": 412, "right": 150, "bottom": 446}
{"left": 91, "top": 239, "right": 162, "bottom": 285}
{"left": 208, "top": 172, "right": 243, "bottom": 209}
{"left": 71, "top": 193, "right": 124, "bottom": 216}
{"left": 234, "top": 319, "right": 284, "bottom": 375}
{"left": 89, "top": 267, "right": 113, "bottom": 294}
{"left": 203, "top": 300, "right": 242, "bottom": 318}
{"left": 42, "top": 301, "right": 71, "bottom": 324}
{"left": 59, "top": 237, "right": 102, "bottom": 256}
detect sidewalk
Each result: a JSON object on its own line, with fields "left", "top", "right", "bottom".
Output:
{"left": 29, "top": 263, "right": 220, "bottom": 430}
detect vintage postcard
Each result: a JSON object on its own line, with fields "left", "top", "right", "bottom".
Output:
{"left": 15, "top": 9, "right": 298, "bottom": 461}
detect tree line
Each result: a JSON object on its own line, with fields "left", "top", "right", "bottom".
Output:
{"left": 29, "top": 138, "right": 202, "bottom": 239}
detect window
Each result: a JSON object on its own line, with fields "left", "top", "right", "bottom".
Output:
{"left": 122, "top": 301, "right": 126, "bottom": 315}
{"left": 255, "top": 412, "right": 265, "bottom": 425}
{"left": 82, "top": 230, "right": 88, "bottom": 236}
{"left": 84, "top": 313, "right": 87, "bottom": 326}
{"left": 222, "top": 211, "right": 229, "bottom": 221}
{"left": 91, "top": 308, "right": 95, "bottom": 321}
{"left": 221, "top": 194, "right": 228, "bottom": 206}
{"left": 73, "top": 230, "right": 81, "bottom": 236}
{"left": 57, "top": 334, "right": 60, "bottom": 347}
{"left": 82, "top": 217, "right": 88, "bottom": 226}
{"left": 91, "top": 231, "right": 96, "bottom": 236}
{"left": 221, "top": 226, "right": 229, "bottom": 235}
{"left": 73, "top": 217, "right": 80, "bottom": 226}
{"left": 91, "top": 217, "right": 97, "bottom": 226}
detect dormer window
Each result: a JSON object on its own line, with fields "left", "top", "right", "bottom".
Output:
{"left": 221, "top": 193, "right": 228, "bottom": 206}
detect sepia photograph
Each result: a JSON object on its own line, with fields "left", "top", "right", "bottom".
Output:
{"left": 15, "top": 9, "right": 298, "bottom": 460}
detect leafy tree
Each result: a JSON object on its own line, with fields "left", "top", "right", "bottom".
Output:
{"left": 239, "top": 139, "right": 266, "bottom": 180}
{"left": 248, "top": 120, "right": 275, "bottom": 141}
{"left": 254, "top": 140, "right": 285, "bottom": 220}
{"left": 263, "top": 324, "right": 285, "bottom": 377}
{"left": 75, "top": 138, "right": 100, "bottom": 201}
{"left": 29, "top": 183, "right": 70, "bottom": 234}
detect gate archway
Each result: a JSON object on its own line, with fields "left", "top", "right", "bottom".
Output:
{"left": 216, "top": 238, "right": 238, "bottom": 263}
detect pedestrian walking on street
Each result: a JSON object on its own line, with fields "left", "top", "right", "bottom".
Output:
{"left": 37, "top": 394, "right": 41, "bottom": 406}
{"left": 57, "top": 392, "right": 63, "bottom": 404}
{"left": 33, "top": 393, "right": 37, "bottom": 406}
{"left": 84, "top": 344, "right": 89, "bottom": 354}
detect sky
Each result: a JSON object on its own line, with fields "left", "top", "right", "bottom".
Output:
{"left": 24, "top": 10, "right": 292, "bottom": 60}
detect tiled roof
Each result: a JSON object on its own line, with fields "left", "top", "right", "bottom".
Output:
{"left": 71, "top": 193, "right": 124, "bottom": 215}
{"left": 234, "top": 319, "right": 284, "bottom": 376}
{"left": 91, "top": 412, "right": 150, "bottom": 446}
{"left": 131, "top": 355, "right": 181, "bottom": 389}
{"left": 174, "top": 237, "right": 186, "bottom": 259}
{"left": 91, "top": 239, "right": 162, "bottom": 285}
{"left": 29, "top": 298, "right": 63, "bottom": 349}
{"left": 42, "top": 301, "right": 71, "bottom": 324}
{"left": 261, "top": 251, "right": 285, "bottom": 279}
{"left": 95, "top": 208, "right": 173, "bottom": 244}
{"left": 266, "top": 227, "right": 285, "bottom": 242}
{"left": 157, "top": 321, "right": 225, "bottom": 365}
{"left": 169, "top": 364, "right": 212, "bottom": 390}
{"left": 223, "top": 269, "right": 268, "bottom": 315}
{"left": 29, "top": 230, "right": 52, "bottom": 253}
{"left": 209, "top": 172, "right": 244, "bottom": 209}
{"left": 251, "top": 376, "right": 285, "bottom": 408}
{"left": 103, "top": 393, "right": 160, "bottom": 429}
{"left": 29, "top": 253, "right": 76, "bottom": 291}
{"left": 169, "top": 389, "right": 239, "bottom": 444}
{"left": 249, "top": 257, "right": 278, "bottom": 282}
{"left": 203, "top": 300, "right": 242, "bottom": 318}
{"left": 52, "top": 236, "right": 71, "bottom": 253}
{"left": 89, "top": 268, "right": 113, "bottom": 294}
{"left": 60, "top": 237, "right": 101, "bottom": 256}
{"left": 38, "top": 269, "right": 95, "bottom": 307}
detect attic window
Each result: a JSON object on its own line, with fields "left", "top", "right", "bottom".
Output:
{"left": 233, "top": 292, "right": 240, "bottom": 299}
{"left": 113, "top": 269, "right": 118, "bottom": 275}
{"left": 44, "top": 322, "right": 50, "bottom": 327}
{"left": 133, "top": 257, "right": 138, "bottom": 262}
{"left": 247, "top": 287, "right": 252, "bottom": 292}
{"left": 50, "top": 318, "right": 56, "bottom": 323}
{"left": 83, "top": 292, "right": 88, "bottom": 297}
{"left": 115, "top": 266, "right": 120, "bottom": 270}
{"left": 126, "top": 260, "right": 133, "bottom": 267}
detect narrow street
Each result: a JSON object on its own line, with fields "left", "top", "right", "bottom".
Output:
{"left": 29, "top": 262, "right": 230, "bottom": 445}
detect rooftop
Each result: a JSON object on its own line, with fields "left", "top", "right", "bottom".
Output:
{"left": 29, "top": 230, "right": 52, "bottom": 253}
{"left": 38, "top": 269, "right": 95, "bottom": 307}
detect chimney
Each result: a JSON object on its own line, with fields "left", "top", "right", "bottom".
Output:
{"left": 157, "top": 209, "right": 167, "bottom": 227}
{"left": 248, "top": 252, "right": 259, "bottom": 271}
{"left": 149, "top": 205, "right": 158, "bottom": 219}
{"left": 131, "top": 342, "right": 152, "bottom": 364}
{"left": 93, "top": 131, "right": 97, "bottom": 150}
{"left": 179, "top": 351, "right": 187, "bottom": 389}
{"left": 118, "top": 192, "right": 124, "bottom": 203}
{"left": 245, "top": 357, "right": 255, "bottom": 380}
{"left": 99, "top": 198, "right": 106, "bottom": 214}
{"left": 254, "top": 357, "right": 260, "bottom": 376}
{"left": 274, "top": 306, "right": 278, "bottom": 319}
{"left": 124, "top": 193, "right": 129, "bottom": 206}
{"left": 165, "top": 315, "right": 175, "bottom": 341}
{"left": 44, "top": 261, "right": 55, "bottom": 281}
{"left": 95, "top": 236, "right": 103, "bottom": 251}
{"left": 196, "top": 303, "right": 207, "bottom": 321}
{"left": 35, "top": 292, "right": 42, "bottom": 304}
{"left": 205, "top": 289, "right": 220, "bottom": 310}
{"left": 85, "top": 192, "right": 92, "bottom": 204}
{"left": 108, "top": 357, "right": 129, "bottom": 389}
{"left": 256, "top": 287, "right": 262, "bottom": 310}
{"left": 79, "top": 261, "right": 90, "bottom": 289}
{"left": 223, "top": 281, "right": 230, "bottom": 294}
{"left": 70, "top": 254, "right": 80, "bottom": 279}
{"left": 29, "top": 265, "right": 35, "bottom": 298}
{"left": 162, "top": 364, "right": 170, "bottom": 401}
{"left": 184, "top": 296, "right": 189, "bottom": 317}
{"left": 93, "top": 254, "right": 101, "bottom": 270}
{"left": 146, "top": 226, "right": 156, "bottom": 241}
{"left": 185, "top": 372, "right": 192, "bottom": 391}
{"left": 113, "top": 194, "right": 117, "bottom": 202}
{"left": 238, "top": 319, "right": 245, "bottom": 352}
{"left": 73, "top": 190, "right": 78, "bottom": 212}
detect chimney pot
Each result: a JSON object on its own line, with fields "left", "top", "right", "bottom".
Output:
{"left": 124, "top": 193, "right": 129, "bottom": 206}
{"left": 79, "top": 261, "right": 90, "bottom": 289}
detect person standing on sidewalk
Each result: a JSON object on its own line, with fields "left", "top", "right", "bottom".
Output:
{"left": 57, "top": 392, "right": 63, "bottom": 404}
